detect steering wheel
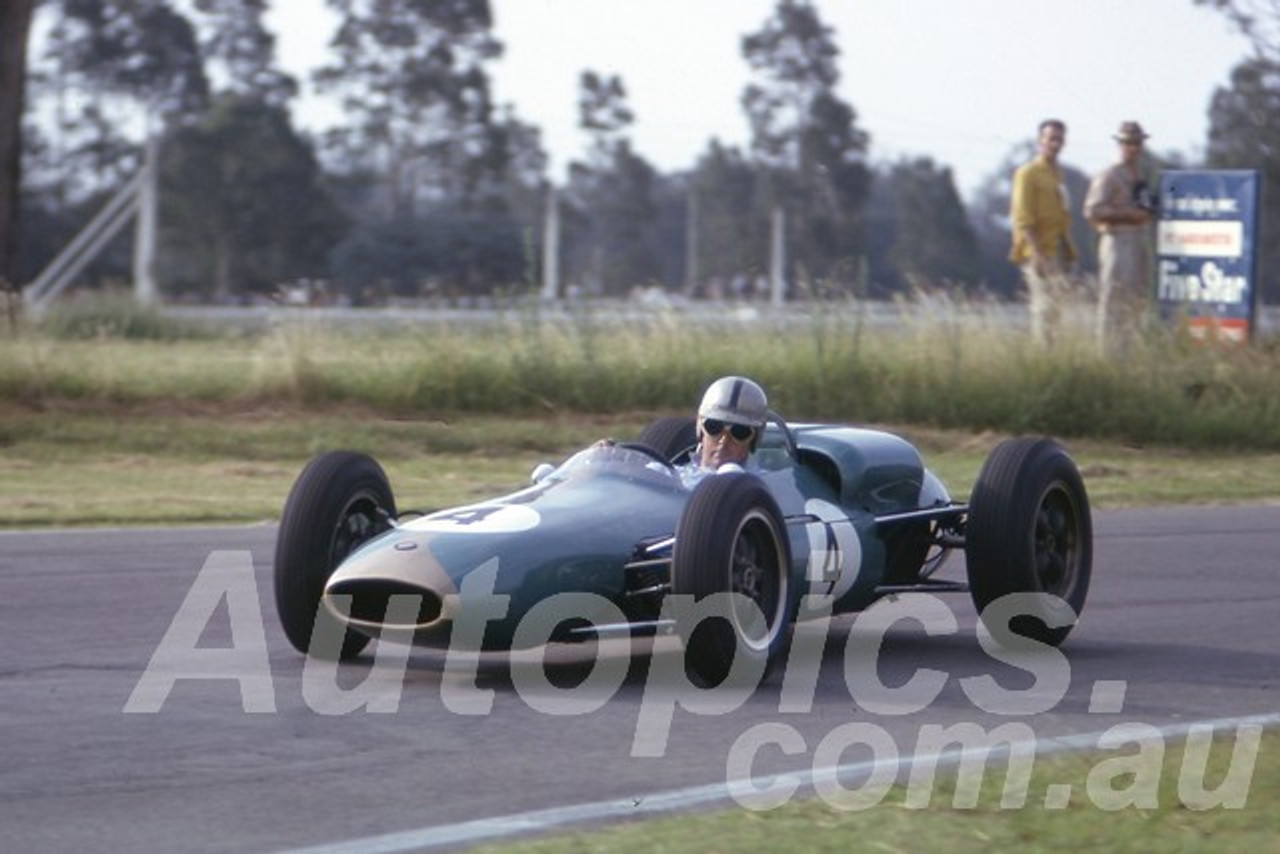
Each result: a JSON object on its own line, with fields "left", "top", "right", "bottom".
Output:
{"left": 615, "top": 442, "right": 677, "bottom": 471}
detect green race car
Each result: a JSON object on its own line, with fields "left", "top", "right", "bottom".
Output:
{"left": 274, "top": 414, "right": 1092, "bottom": 686}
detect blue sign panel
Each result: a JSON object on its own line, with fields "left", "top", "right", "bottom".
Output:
{"left": 1156, "top": 170, "right": 1260, "bottom": 342}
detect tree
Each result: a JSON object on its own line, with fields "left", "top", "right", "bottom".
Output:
{"left": 885, "top": 157, "right": 981, "bottom": 289}
{"left": 191, "top": 0, "right": 298, "bottom": 105}
{"left": 315, "top": 0, "right": 504, "bottom": 217}
{"left": 1205, "top": 56, "right": 1280, "bottom": 302}
{"left": 690, "top": 140, "right": 766, "bottom": 291}
{"left": 1195, "top": 0, "right": 1280, "bottom": 59}
{"left": 324, "top": 105, "right": 541, "bottom": 300}
{"left": 329, "top": 200, "right": 524, "bottom": 300}
{"left": 483, "top": 105, "right": 550, "bottom": 284}
{"left": 741, "top": 0, "right": 871, "bottom": 290}
{"left": 564, "top": 71, "right": 660, "bottom": 295}
{"left": 5, "top": 0, "right": 209, "bottom": 300}
{"left": 313, "top": 0, "right": 540, "bottom": 297}
{"left": 54, "top": 0, "right": 210, "bottom": 118}
{"left": 0, "top": 0, "right": 36, "bottom": 294}
{"left": 29, "top": 0, "right": 210, "bottom": 209}
{"left": 160, "top": 95, "right": 346, "bottom": 299}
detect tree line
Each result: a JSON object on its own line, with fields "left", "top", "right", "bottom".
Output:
{"left": 0, "top": 0, "right": 1277, "bottom": 306}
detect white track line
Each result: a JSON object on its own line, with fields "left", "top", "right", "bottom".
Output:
{"left": 275, "top": 712, "right": 1280, "bottom": 854}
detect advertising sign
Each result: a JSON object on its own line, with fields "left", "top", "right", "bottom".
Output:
{"left": 1156, "top": 170, "right": 1260, "bottom": 343}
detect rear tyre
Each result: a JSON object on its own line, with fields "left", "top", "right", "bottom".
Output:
{"left": 672, "top": 472, "right": 792, "bottom": 687}
{"left": 274, "top": 451, "right": 396, "bottom": 659}
{"left": 638, "top": 416, "right": 698, "bottom": 464}
{"left": 965, "top": 438, "right": 1092, "bottom": 646}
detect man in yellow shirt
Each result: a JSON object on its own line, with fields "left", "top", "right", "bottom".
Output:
{"left": 1009, "top": 119, "right": 1077, "bottom": 345}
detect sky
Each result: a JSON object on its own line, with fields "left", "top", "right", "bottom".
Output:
{"left": 270, "top": 0, "right": 1256, "bottom": 199}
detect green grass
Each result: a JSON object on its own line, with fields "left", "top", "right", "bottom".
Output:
{"left": 0, "top": 409, "right": 643, "bottom": 527}
{"left": 1, "top": 410, "right": 1278, "bottom": 528}
{"left": 471, "top": 730, "right": 1280, "bottom": 854}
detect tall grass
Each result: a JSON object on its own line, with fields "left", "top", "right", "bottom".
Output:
{"left": 3, "top": 294, "right": 1279, "bottom": 450}
{"left": 28, "top": 291, "right": 219, "bottom": 341}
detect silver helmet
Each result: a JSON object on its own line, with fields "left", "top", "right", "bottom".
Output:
{"left": 697, "top": 376, "right": 768, "bottom": 428}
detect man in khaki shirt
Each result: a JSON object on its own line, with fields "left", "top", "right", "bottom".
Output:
{"left": 1009, "top": 120, "right": 1077, "bottom": 346}
{"left": 1084, "top": 121, "right": 1155, "bottom": 354}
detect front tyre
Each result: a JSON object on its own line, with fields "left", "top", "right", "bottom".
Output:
{"left": 274, "top": 451, "right": 396, "bottom": 659}
{"left": 672, "top": 472, "right": 792, "bottom": 687}
{"left": 965, "top": 438, "right": 1092, "bottom": 646}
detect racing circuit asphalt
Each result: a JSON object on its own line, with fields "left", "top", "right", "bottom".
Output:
{"left": 2, "top": 505, "right": 1279, "bottom": 853}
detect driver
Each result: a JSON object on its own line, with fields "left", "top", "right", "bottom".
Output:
{"left": 679, "top": 375, "right": 768, "bottom": 486}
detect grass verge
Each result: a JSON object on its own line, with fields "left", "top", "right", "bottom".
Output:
{"left": 471, "top": 730, "right": 1280, "bottom": 854}
{"left": 1, "top": 408, "right": 1278, "bottom": 528}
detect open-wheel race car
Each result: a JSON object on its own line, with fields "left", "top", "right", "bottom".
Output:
{"left": 274, "top": 412, "right": 1093, "bottom": 686}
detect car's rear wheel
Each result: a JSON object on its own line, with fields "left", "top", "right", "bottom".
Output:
{"left": 965, "top": 438, "right": 1092, "bottom": 646}
{"left": 274, "top": 451, "right": 396, "bottom": 659}
{"left": 638, "top": 416, "right": 698, "bottom": 464}
{"left": 672, "top": 472, "right": 792, "bottom": 686}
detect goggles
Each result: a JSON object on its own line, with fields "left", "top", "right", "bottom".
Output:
{"left": 701, "top": 418, "right": 756, "bottom": 442}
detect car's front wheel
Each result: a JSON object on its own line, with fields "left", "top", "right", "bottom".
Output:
{"left": 671, "top": 472, "right": 792, "bottom": 686}
{"left": 274, "top": 451, "right": 396, "bottom": 659}
{"left": 965, "top": 438, "right": 1092, "bottom": 646}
